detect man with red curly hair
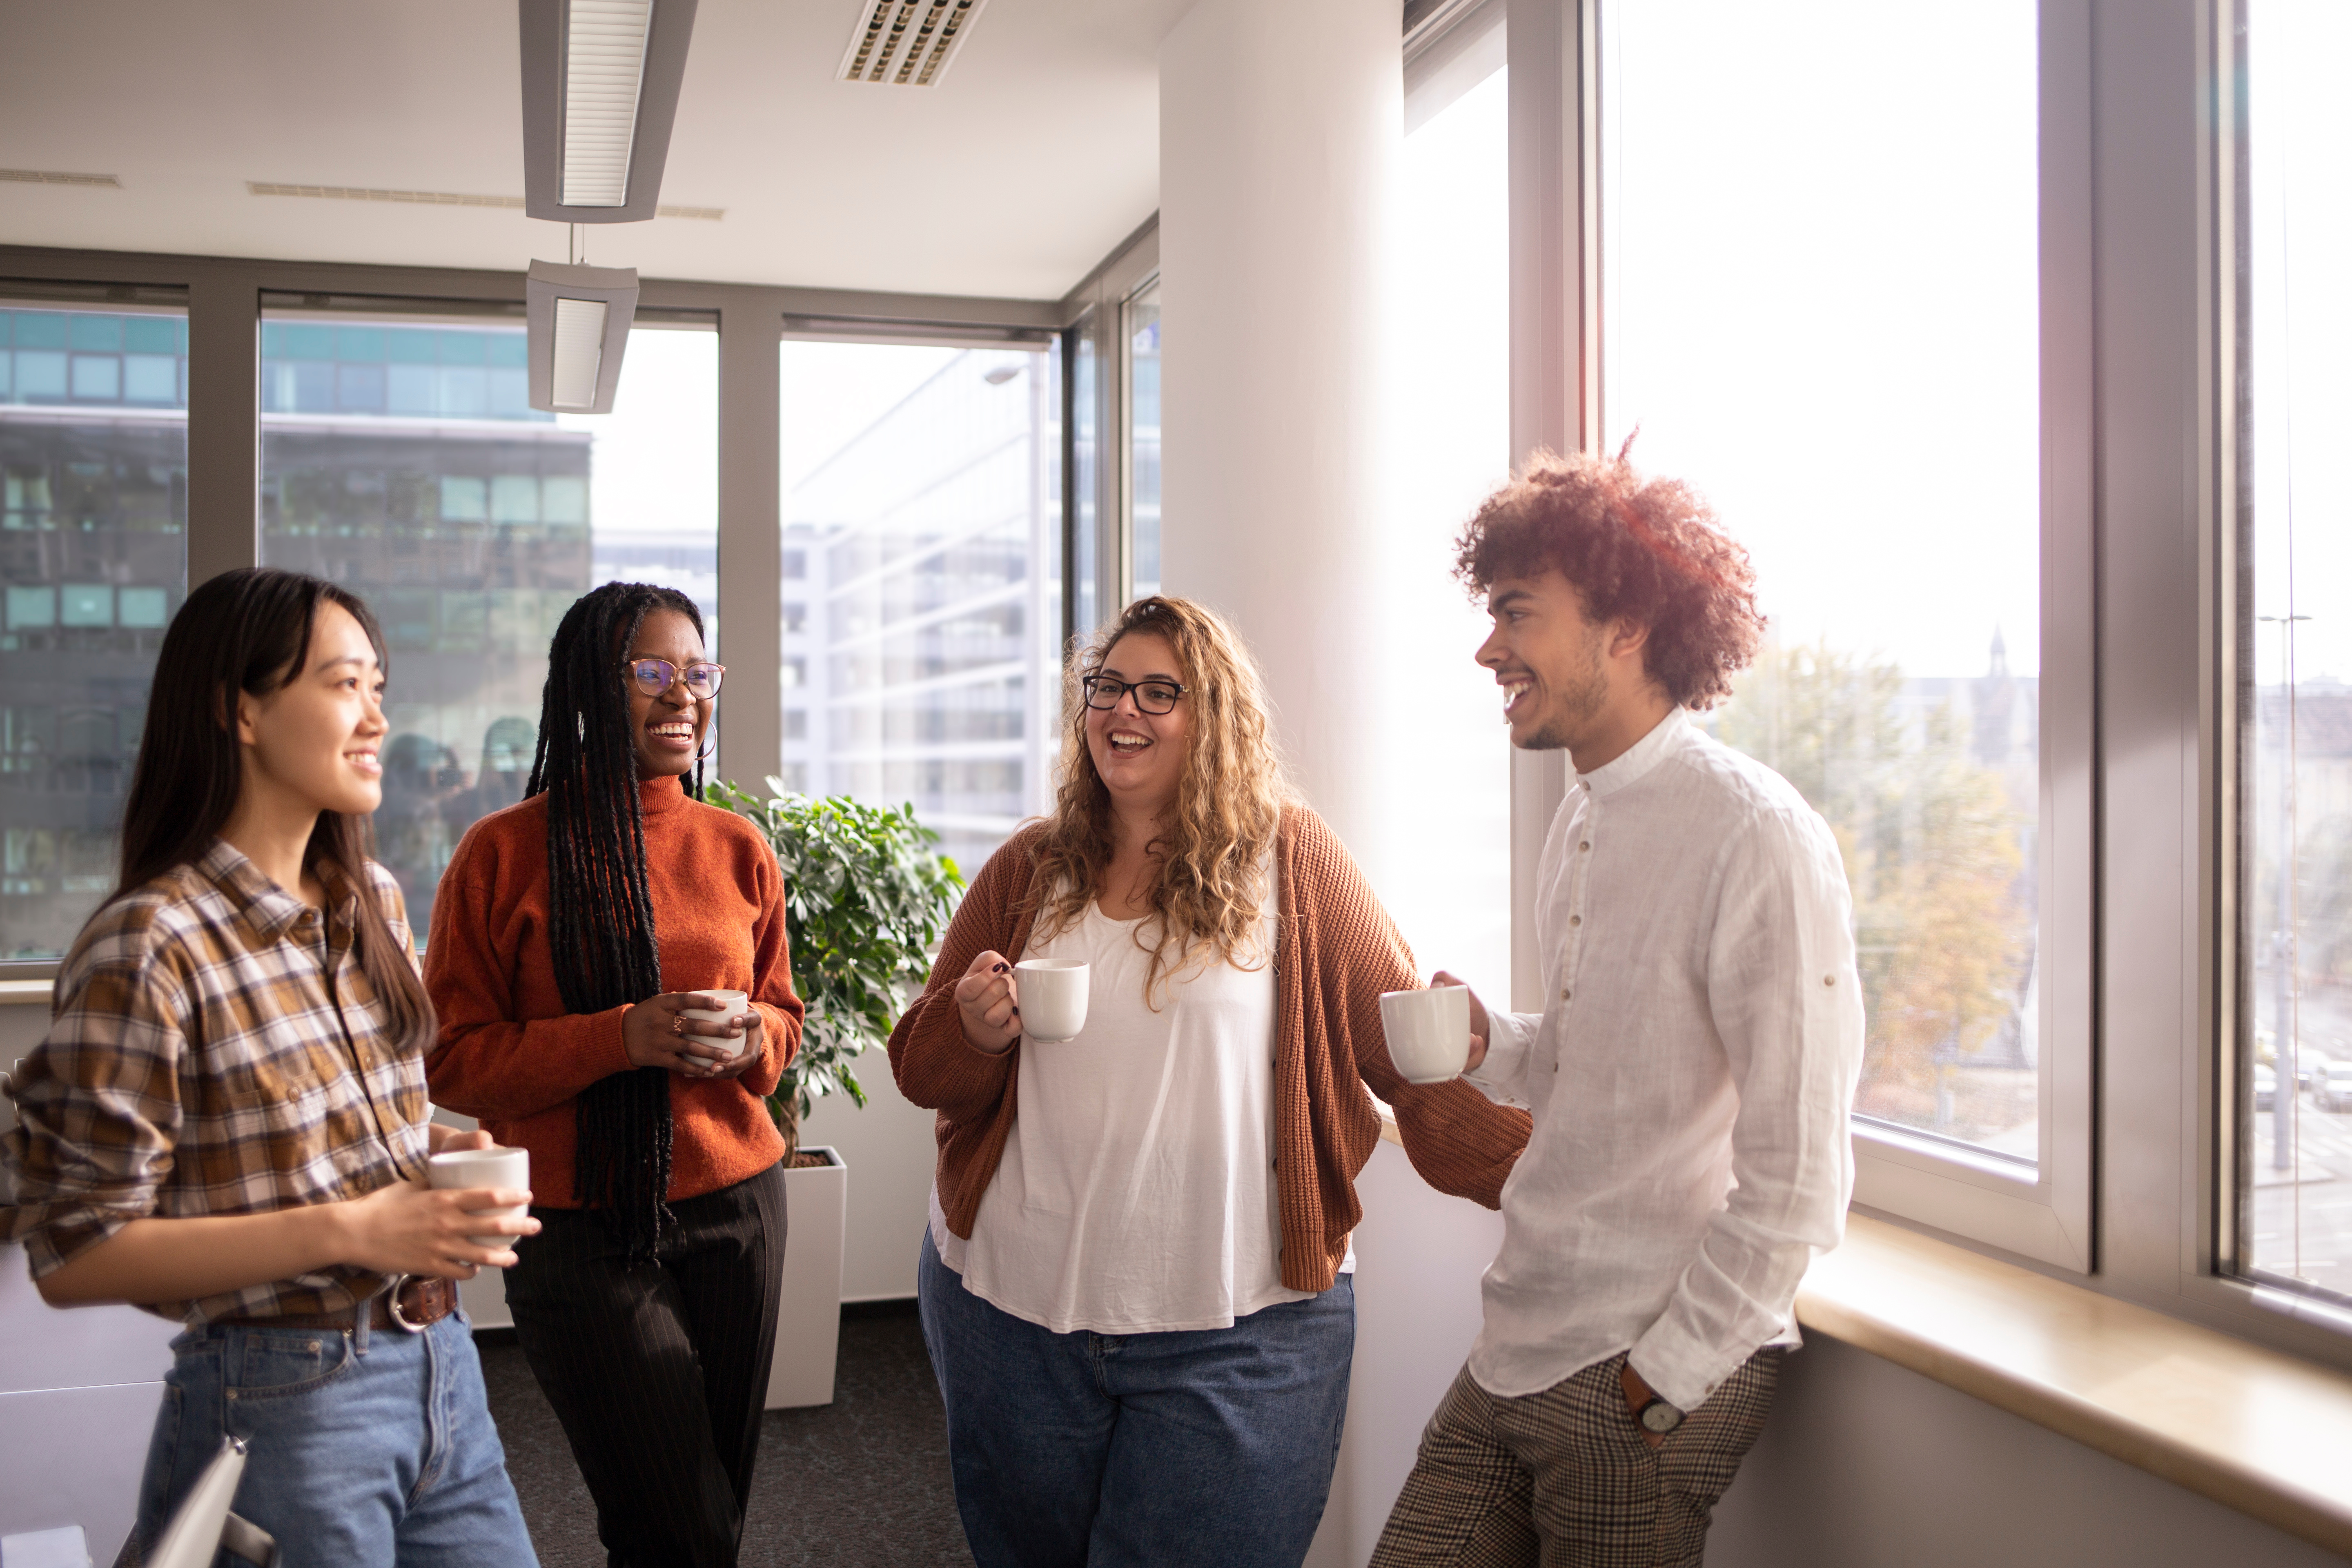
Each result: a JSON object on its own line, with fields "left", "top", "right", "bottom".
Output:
{"left": 1372, "top": 449, "right": 1865, "bottom": 1568}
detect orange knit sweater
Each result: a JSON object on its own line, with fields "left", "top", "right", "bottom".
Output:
{"left": 889, "top": 804, "right": 1533, "bottom": 1293}
{"left": 423, "top": 778, "right": 804, "bottom": 1207}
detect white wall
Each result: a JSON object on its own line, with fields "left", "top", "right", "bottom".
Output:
{"left": 797, "top": 1051, "right": 938, "bottom": 1301}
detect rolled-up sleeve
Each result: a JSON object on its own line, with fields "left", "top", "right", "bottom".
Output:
{"left": 1627, "top": 806, "right": 1865, "bottom": 1412}
{"left": 2, "top": 961, "right": 189, "bottom": 1279}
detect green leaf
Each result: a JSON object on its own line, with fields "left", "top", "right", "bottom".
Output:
{"left": 712, "top": 780, "right": 965, "bottom": 1126}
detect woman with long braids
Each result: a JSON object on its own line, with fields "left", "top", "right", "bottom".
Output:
{"left": 425, "top": 581, "right": 804, "bottom": 1566}
{"left": 892, "top": 596, "right": 1532, "bottom": 1568}
{"left": 1, "top": 568, "right": 539, "bottom": 1565}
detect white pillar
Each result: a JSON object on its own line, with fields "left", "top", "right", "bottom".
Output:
{"left": 1158, "top": 0, "right": 1402, "bottom": 869}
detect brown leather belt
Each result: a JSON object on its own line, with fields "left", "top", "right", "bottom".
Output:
{"left": 216, "top": 1275, "right": 458, "bottom": 1334}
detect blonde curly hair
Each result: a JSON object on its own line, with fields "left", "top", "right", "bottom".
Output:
{"left": 1028, "top": 595, "right": 1290, "bottom": 998}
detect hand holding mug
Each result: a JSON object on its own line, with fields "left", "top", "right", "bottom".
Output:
{"left": 955, "top": 950, "right": 1021, "bottom": 1055}
{"left": 1432, "top": 971, "right": 1490, "bottom": 1073}
{"left": 622, "top": 992, "right": 748, "bottom": 1075}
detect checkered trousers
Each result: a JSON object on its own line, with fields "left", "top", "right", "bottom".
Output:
{"left": 2, "top": 839, "right": 431, "bottom": 1324}
{"left": 1370, "top": 1348, "right": 1781, "bottom": 1568}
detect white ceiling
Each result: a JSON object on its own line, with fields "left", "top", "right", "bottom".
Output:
{"left": 0, "top": 0, "right": 1191, "bottom": 301}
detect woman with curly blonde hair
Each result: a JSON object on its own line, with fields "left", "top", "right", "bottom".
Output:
{"left": 890, "top": 595, "right": 1531, "bottom": 1568}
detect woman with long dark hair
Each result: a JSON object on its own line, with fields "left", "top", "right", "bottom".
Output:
{"left": 0, "top": 567, "right": 540, "bottom": 1565}
{"left": 425, "top": 581, "right": 804, "bottom": 1566}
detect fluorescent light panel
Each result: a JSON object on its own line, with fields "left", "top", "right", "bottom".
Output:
{"left": 562, "top": 0, "right": 654, "bottom": 207}
{"left": 550, "top": 297, "right": 610, "bottom": 408}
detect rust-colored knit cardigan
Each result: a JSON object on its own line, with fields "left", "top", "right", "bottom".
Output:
{"left": 888, "top": 804, "right": 1534, "bottom": 1293}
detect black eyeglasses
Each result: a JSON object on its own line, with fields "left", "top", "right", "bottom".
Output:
{"left": 1081, "top": 675, "right": 1187, "bottom": 715}
{"left": 621, "top": 659, "right": 726, "bottom": 699}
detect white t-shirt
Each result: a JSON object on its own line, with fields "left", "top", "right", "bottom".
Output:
{"left": 929, "top": 864, "right": 1350, "bottom": 1333}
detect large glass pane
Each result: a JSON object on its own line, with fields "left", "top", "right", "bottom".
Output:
{"left": 1391, "top": 64, "right": 1513, "bottom": 1008}
{"left": 0, "top": 300, "right": 188, "bottom": 960}
{"left": 1126, "top": 283, "right": 1162, "bottom": 601}
{"left": 261, "top": 312, "right": 717, "bottom": 938}
{"left": 2242, "top": 0, "right": 2352, "bottom": 1300}
{"left": 779, "top": 341, "right": 1062, "bottom": 874}
{"left": 1603, "top": 1, "right": 2042, "bottom": 1156}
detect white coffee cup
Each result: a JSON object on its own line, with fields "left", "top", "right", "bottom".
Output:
{"left": 426, "top": 1145, "right": 531, "bottom": 1255}
{"left": 1379, "top": 985, "right": 1472, "bottom": 1084}
{"left": 677, "top": 990, "right": 752, "bottom": 1062}
{"left": 1015, "top": 959, "right": 1090, "bottom": 1043}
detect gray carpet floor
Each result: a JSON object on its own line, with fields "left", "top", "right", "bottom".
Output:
{"left": 478, "top": 1302, "right": 974, "bottom": 1566}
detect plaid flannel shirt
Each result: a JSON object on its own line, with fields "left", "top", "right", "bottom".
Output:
{"left": 2, "top": 839, "right": 431, "bottom": 1324}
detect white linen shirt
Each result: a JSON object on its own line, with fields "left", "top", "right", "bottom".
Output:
{"left": 1466, "top": 710, "right": 1863, "bottom": 1413}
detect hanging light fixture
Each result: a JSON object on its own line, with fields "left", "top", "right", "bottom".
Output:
{"left": 519, "top": 0, "right": 698, "bottom": 224}
{"left": 527, "top": 260, "right": 639, "bottom": 413}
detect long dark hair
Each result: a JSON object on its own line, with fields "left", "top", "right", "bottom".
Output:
{"left": 528, "top": 581, "right": 708, "bottom": 1259}
{"left": 109, "top": 567, "right": 433, "bottom": 1048}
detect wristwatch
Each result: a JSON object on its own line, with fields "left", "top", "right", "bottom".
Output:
{"left": 1633, "top": 1392, "right": 1685, "bottom": 1436}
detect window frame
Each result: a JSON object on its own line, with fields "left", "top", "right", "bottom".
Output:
{"left": 1058, "top": 219, "right": 1158, "bottom": 644}
{"left": 1513, "top": 0, "right": 2096, "bottom": 1271}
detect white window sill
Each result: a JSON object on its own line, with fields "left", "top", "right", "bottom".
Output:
{"left": 1797, "top": 1214, "right": 2352, "bottom": 1559}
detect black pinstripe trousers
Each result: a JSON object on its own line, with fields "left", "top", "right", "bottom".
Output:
{"left": 506, "top": 1162, "right": 788, "bottom": 1568}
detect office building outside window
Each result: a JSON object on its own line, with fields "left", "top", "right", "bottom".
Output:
{"left": 1127, "top": 284, "right": 1162, "bottom": 602}
{"left": 779, "top": 340, "right": 1062, "bottom": 876}
{"left": 0, "top": 299, "right": 188, "bottom": 960}
{"left": 2241, "top": 0, "right": 2352, "bottom": 1303}
{"left": 1603, "top": 0, "right": 2043, "bottom": 1157}
{"left": 259, "top": 312, "right": 717, "bottom": 937}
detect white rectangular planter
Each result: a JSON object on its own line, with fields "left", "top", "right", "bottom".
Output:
{"left": 766, "top": 1145, "right": 847, "bottom": 1409}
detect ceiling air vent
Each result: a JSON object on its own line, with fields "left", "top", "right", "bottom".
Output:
{"left": 0, "top": 169, "right": 122, "bottom": 188}
{"left": 836, "top": 0, "right": 989, "bottom": 87}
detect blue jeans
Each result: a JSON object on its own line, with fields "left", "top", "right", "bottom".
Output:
{"left": 131, "top": 1308, "right": 537, "bottom": 1567}
{"left": 917, "top": 1229, "right": 1355, "bottom": 1568}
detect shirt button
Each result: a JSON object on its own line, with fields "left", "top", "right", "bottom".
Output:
{"left": 1569, "top": 915, "right": 1581, "bottom": 927}
{"left": 1823, "top": 975, "right": 1836, "bottom": 987}
{"left": 1579, "top": 841, "right": 1591, "bottom": 851}
{"left": 1560, "top": 987, "right": 1571, "bottom": 1001}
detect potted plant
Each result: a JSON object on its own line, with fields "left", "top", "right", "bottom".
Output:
{"left": 710, "top": 777, "right": 965, "bottom": 1158}
{"left": 708, "top": 778, "right": 963, "bottom": 1408}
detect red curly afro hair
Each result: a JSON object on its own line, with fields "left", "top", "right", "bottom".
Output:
{"left": 1454, "top": 446, "right": 1766, "bottom": 711}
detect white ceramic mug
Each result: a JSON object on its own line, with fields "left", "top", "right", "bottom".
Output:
{"left": 426, "top": 1145, "right": 530, "bottom": 1255}
{"left": 1015, "top": 959, "right": 1090, "bottom": 1043}
{"left": 1379, "top": 985, "right": 1472, "bottom": 1084}
{"left": 677, "top": 989, "right": 752, "bottom": 1062}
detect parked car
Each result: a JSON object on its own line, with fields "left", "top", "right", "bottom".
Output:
{"left": 2255, "top": 1062, "right": 2277, "bottom": 1113}
{"left": 2314, "top": 1058, "right": 2352, "bottom": 1116}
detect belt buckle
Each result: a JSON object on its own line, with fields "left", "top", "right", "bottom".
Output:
{"left": 382, "top": 1274, "right": 428, "bottom": 1334}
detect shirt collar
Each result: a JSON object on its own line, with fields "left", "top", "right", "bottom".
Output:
{"left": 1577, "top": 708, "right": 1693, "bottom": 800}
{"left": 198, "top": 838, "right": 356, "bottom": 942}
{"left": 640, "top": 775, "right": 691, "bottom": 817}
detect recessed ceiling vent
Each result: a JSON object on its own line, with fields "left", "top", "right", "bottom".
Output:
{"left": 0, "top": 169, "right": 121, "bottom": 188}
{"left": 836, "top": 0, "right": 989, "bottom": 87}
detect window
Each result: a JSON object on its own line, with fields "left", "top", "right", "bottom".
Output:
{"left": 1390, "top": 49, "right": 1512, "bottom": 1007}
{"left": 1070, "top": 325, "right": 1100, "bottom": 638}
{"left": 0, "top": 298, "right": 188, "bottom": 960}
{"left": 259, "top": 309, "right": 717, "bottom": 937}
{"left": 1125, "top": 282, "right": 1162, "bottom": 602}
{"left": 1599, "top": 0, "right": 2084, "bottom": 1261}
{"left": 2237, "top": 0, "right": 2352, "bottom": 1306}
{"left": 779, "top": 340, "right": 1062, "bottom": 874}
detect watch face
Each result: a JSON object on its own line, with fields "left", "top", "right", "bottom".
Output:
{"left": 1640, "top": 1400, "right": 1684, "bottom": 1435}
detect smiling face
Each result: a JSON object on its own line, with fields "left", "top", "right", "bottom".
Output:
{"left": 234, "top": 598, "right": 390, "bottom": 819}
{"left": 1476, "top": 569, "right": 1617, "bottom": 753}
{"left": 1085, "top": 630, "right": 1191, "bottom": 820}
{"left": 626, "top": 607, "right": 713, "bottom": 779}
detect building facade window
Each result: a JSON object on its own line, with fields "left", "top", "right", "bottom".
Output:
{"left": 779, "top": 339, "right": 1063, "bottom": 875}
{"left": 1125, "top": 282, "right": 1162, "bottom": 603}
{"left": 0, "top": 298, "right": 188, "bottom": 960}
{"left": 1601, "top": 0, "right": 2046, "bottom": 1161}
{"left": 2236, "top": 0, "right": 2352, "bottom": 1306}
{"left": 259, "top": 309, "right": 717, "bottom": 936}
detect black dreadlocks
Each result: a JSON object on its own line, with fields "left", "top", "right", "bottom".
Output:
{"left": 527, "top": 581, "right": 709, "bottom": 1261}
